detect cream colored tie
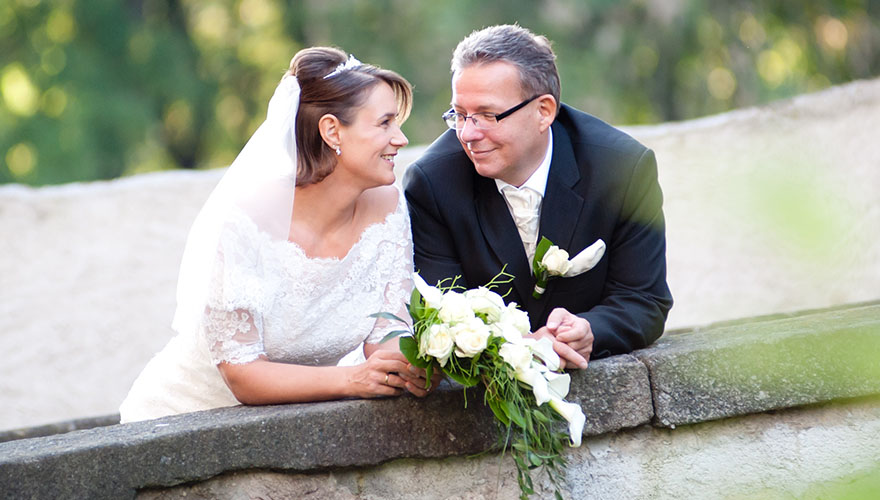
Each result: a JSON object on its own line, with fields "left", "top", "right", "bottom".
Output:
{"left": 501, "top": 186, "right": 542, "bottom": 266}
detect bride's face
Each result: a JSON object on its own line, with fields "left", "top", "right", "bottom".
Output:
{"left": 336, "top": 82, "right": 408, "bottom": 187}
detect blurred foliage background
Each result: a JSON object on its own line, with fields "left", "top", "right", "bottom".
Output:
{"left": 1, "top": 0, "right": 878, "bottom": 185}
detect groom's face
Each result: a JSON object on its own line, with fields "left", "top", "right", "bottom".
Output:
{"left": 451, "top": 62, "right": 551, "bottom": 187}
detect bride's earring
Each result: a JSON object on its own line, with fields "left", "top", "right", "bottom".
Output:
{"left": 334, "top": 145, "right": 341, "bottom": 156}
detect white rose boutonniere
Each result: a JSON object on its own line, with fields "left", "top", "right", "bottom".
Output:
{"left": 532, "top": 236, "right": 606, "bottom": 298}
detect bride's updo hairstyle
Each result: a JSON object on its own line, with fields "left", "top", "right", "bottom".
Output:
{"left": 289, "top": 47, "right": 413, "bottom": 186}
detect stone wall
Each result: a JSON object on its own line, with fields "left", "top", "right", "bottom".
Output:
{"left": 2, "top": 302, "right": 878, "bottom": 499}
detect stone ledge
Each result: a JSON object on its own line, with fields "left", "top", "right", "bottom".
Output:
{"left": 0, "top": 355, "right": 647, "bottom": 499}
{"left": 1, "top": 303, "right": 877, "bottom": 498}
{"left": 0, "top": 414, "right": 119, "bottom": 444}
{"left": 567, "top": 354, "right": 653, "bottom": 434}
{"left": 638, "top": 301, "right": 880, "bottom": 427}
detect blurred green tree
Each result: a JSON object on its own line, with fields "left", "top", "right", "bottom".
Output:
{"left": 1, "top": 0, "right": 877, "bottom": 185}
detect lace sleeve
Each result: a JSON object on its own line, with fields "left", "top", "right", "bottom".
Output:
{"left": 201, "top": 213, "right": 277, "bottom": 365}
{"left": 366, "top": 191, "right": 414, "bottom": 344}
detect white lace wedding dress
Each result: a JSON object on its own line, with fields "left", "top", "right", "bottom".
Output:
{"left": 119, "top": 188, "right": 413, "bottom": 423}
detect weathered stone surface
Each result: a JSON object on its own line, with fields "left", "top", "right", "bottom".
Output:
{"left": 137, "top": 396, "right": 880, "bottom": 500}
{"left": 637, "top": 302, "right": 880, "bottom": 427}
{"left": 0, "top": 413, "right": 118, "bottom": 443}
{"left": 0, "top": 386, "right": 498, "bottom": 499}
{"left": 568, "top": 354, "right": 653, "bottom": 435}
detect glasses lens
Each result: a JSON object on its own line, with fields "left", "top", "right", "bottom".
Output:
{"left": 473, "top": 113, "right": 498, "bottom": 130}
{"left": 442, "top": 111, "right": 460, "bottom": 129}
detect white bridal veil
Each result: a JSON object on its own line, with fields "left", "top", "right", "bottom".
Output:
{"left": 171, "top": 74, "right": 300, "bottom": 338}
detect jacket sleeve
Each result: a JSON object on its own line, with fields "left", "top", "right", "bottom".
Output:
{"left": 403, "top": 162, "right": 469, "bottom": 288}
{"left": 580, "top": 148, "right": 673, "bottom": 358}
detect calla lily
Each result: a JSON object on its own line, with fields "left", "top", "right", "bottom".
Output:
{"left": 564, "top": 239, "right": 606, "bottom": 277}
{"left": 514, "top": 364, "right": 552, "bottom": 405}
{"left": 530, "top": 337, "right": 561, "bottom": 372}
{"left": 413, "top": 272, "right": 443, "bottom": 309}
{"left": 540, "top": 369, "right": 571, "bottom": 399}
{"left": 548, "top": 396, "right": 586, "bottom": 447}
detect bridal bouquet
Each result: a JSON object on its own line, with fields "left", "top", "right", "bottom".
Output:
{"left": 375, "top": 270, "right": 586, "bottom": 499}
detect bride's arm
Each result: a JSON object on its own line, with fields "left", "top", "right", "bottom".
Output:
{"left": 216, "top": 351, "right": 410, "bottom": 405}
{"left": 359, "top": 186, "right": 441, "bottom": 396}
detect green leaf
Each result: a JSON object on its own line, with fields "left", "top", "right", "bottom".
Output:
{"left": 533, "top": 236, "right": 553, "bottom": 274}
{"left": 443, "top": 367, "right": 479, "bottom": 387}
{"left": 424, "top": 364, "right": 434, "bottom": 389}
{"left": 398, "top": 336, "right": 428, "bottom": 368}
{"left": 488, "top": 398, "right": 511, "bottom": 425}
{"left": 409, "top": 288, "right": 425, "bottom": 319}
{"left": 527, "top": 451, "right": 543, "bottom": 467}
{"left": 531, "top": 408, "right": 551, "bottom": 424}
{"left": 378, "top": 329, "right": 410, "bottom": 344}
{"left": 503, "top": 400, "right": 527, "bottom": 429}
{"left": 368, "top": 311, "right": 408, "bottom": 323}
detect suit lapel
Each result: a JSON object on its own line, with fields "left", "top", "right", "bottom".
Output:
{"left": 474, "top": 175, "right": 531, "bottom": 304}
{"left": 539, "top": 121, "right": 584, "bottom": 251}
{"left": 530, "top": 122, "right": 585, "bottom": 323}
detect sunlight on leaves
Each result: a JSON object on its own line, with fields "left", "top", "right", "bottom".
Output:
{"left": 238, "top": 0, "right": 280, "bottom": 28}
{"left": 738, "top": 14, "right": 766, "bottom": 48}
{"left": 1, "top": 63, "right": 39, "bottom": 116}
{"left": 816, "top": 16, "right": 848, "bottom": 51}
{"left": 707, "top": 67, "right": 737, "bottom": 100}
{"left": 757, "top": 49, "right": 787, "bottom": 88}
{"left": 164, "top": 100, "right": 194, "bottom": 142}
{"left": 190, "top": 3, "right": 231, "bottom": 48}
{"left": 40, "top": 85, "right": 67, "bottom": 117}
{"left": 40, "top": 46, "right": 66, "bottom": 75}
{"left": 5, "top": 142, "right": 37, "bottom": 178}
{"left": 45, "top": 8, "right": 75, "bottom": 44}
{"left": 215, "top": 93, "right": 246, "bottom": 133}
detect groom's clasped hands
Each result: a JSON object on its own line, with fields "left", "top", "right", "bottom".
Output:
{"left": 529, "top": 307, "right": 593, "bottom": 370}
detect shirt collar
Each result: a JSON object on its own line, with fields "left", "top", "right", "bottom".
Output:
{"left": 494, "top": 127, "right": 553, "bottom": 197}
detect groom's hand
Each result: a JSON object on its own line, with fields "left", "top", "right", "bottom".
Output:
{"left": 534, "top": 308, "right": 592, "bottom": 370}
{"left": 397, "top": 363, "right": 443, "bottom": 397}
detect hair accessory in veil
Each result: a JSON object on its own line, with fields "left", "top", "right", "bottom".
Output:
{"left": 323, "top": 54, "right": 362, "bottom": 79}
{"left": 171, "top": 74, "right": 300, "bottom": 338}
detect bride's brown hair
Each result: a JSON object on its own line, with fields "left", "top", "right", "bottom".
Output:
{"left": 289, "top": 47, "right": 413, "bottom": 186}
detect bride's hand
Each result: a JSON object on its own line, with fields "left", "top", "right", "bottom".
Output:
{"left": 347, "top": 350, "right": 411, "bottom": 398}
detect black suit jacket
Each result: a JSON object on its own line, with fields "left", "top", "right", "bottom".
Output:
{"left": 403, "top": 104, "right": 672, "bottom": 358}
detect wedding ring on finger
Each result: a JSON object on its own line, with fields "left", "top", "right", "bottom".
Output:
{"left": 384, "top": 373, "right": 389, "bottom": 385}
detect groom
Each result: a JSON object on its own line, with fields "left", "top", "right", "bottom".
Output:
{"left": 404, "top": 25, "right": 673, "bottom": 369}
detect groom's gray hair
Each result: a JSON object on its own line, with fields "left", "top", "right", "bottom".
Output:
{"left": 452, "top": 24, "right": 561, "bottom": 112}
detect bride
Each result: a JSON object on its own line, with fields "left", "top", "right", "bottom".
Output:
{"left": 120, "top": 47, "right": 434, "bottom": 423}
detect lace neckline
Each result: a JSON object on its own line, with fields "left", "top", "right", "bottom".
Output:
{"left": 284, "top": 204, "right": 401, "bottom": 263}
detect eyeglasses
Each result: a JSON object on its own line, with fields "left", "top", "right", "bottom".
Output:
{"left": 442, "top": 95, "right": 541, "bottom": 130}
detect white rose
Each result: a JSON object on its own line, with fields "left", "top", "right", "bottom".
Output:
{"left": 541, "top": 245, "right": 572, "bottom": 276}
{"left": 498, "top": 303, "right": 531, "bottom": 336}
{"left": 421, "top": 323, "right": 454, "bottom": 366}
{"left": 499, "top": 342, "right": 533, "bottom": 373}
{"left": 438, "top": 291, "right": 475, "bottom": 324}
{"left": 464, "top": 287, "right": 506, "bottom": 323}
{"left": 452, "top": 317, "right": 491, "bottom": 358}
